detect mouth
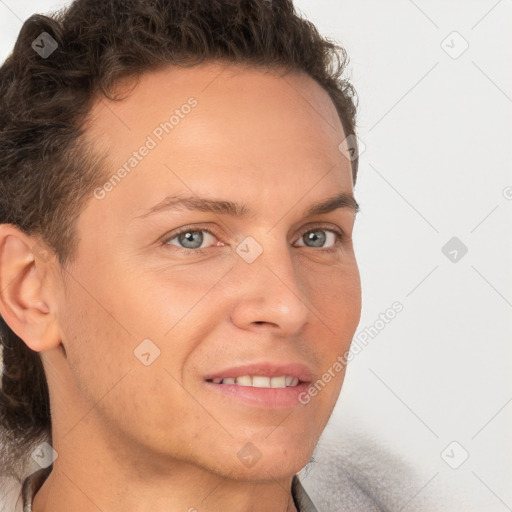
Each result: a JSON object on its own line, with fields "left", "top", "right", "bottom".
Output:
{"left": 203, "top": 363, "right": 312, "bottom": 409}
{"left": 205, "top": 375, "right": 301, "bottom": 388}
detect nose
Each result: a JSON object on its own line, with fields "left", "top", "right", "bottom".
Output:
{"left": 228, "top": 236, "right": 310, "bottom": 335}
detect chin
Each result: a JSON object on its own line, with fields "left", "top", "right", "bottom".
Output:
{"left": 218, "top": 438, "right": 316, "bottom": 482}
{"left": 222, "top": 458, "right": 307, "bottom": 483}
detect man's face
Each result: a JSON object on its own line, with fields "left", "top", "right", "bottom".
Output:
{"left": 48, "top": 63, "right": 361, "bottom": 481}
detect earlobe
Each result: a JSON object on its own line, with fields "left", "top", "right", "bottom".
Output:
{"left": 0, "top": 224, "right": 60, "bottom": 353}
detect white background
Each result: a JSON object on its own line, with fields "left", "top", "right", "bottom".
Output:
{"left": 1, "top": 1, "right": 511, "bottom": 510}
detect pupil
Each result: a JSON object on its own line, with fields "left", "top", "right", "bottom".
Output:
{"left": 180, "top": 231, "right": 203, "bottom": 248}
{"left": 307, "top": 230, "right": 325, "bottom": 248}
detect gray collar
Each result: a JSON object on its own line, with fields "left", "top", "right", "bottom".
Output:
{"left": 292, "top": 474, "right": 319, "bottom": 511}
{"left": 22, "top": 465, "right": 51, "bottom": 512}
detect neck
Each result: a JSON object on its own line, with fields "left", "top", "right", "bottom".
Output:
{"left": 32, "top": 464, "right": 298, "bottom": 512}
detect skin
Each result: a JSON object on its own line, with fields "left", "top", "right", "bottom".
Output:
{"left": 0, "top": 63, "right": 361, "bottom": 512}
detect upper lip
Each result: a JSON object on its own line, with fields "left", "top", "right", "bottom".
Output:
{"left": 204, "top": 362, "right": 313, "bottom": 383}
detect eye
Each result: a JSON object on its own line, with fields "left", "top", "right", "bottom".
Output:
{"left": 294, "top": 226, "right": 345, "bottom": 252}
{"left": 161, "top": 224, "right": 346, "bottom": 255}
{"left": 163, "top": 226, "right": 222, "bottom": 254}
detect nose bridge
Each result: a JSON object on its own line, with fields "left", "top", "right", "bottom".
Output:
{"left": 229, "top": 230, "right": 310, "bottom": 331}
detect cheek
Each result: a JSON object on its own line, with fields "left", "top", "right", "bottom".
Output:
{"left": 305, "top": 261, "right": 361, "bottom": 333}
{"left": 125, "top": 259, "right": 234, "bottom": 328}
{"left": 58, "top": 283, "right": 129, "bottom": 398}
{"left": 58, "top": 281, "right": 197, "bottom": 438}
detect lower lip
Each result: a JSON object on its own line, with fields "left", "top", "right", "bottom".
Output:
{"left": 204, "top": 381, "right": 311, "bottom": 409}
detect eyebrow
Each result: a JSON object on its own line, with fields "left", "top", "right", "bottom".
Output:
{"left": 133, "top": 191, "right": 359, "bottom": 220}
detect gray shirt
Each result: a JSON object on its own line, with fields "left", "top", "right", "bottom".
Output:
{"left": 21, "top": 466, "right": 318, "bottom": 512}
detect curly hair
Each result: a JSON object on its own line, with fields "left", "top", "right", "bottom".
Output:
{"left": 0, "top": 0, "right": 359, "bottom": 483}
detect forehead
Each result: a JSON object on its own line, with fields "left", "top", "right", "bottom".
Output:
{"left": 81, "top": 63, "right": 353, "bottom": 223}
{"left": 86, "top": 62, "right": 346, "bottom": 164}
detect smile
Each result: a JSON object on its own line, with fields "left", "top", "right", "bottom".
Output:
{"left": 206, "top": 375, "right": 300, "bottom": 388}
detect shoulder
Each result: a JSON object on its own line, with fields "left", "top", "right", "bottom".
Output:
{"left": 296, "top": 435, "right": 425, "bottom": 512}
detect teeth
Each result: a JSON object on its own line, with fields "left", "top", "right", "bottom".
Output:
{"left": 252, "top": 376, "right": 270, "bottom": 387}
{"left": 235, "top": 376, "right": 252, "bottom": 386}
{"left": 211, "top": 375, "right": 300, "bottom": 388}
{"left": 270, "top": 376, "right": 286, "bottom": 388}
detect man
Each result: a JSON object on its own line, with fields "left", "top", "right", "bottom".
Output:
{"left": 0, "top": 1, "right": 363, "bottom": 510}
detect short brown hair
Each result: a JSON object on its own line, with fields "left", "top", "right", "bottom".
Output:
{"left": 0, "top": 0, "right": 358, "bottom": 482}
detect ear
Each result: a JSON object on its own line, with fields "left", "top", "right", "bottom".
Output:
{"left": 0, "top": 224, "right": 61, "bottom": 352}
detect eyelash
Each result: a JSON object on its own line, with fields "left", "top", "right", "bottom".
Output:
{"left": 161, "top": 223, "right": 346, "bottom": 256}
